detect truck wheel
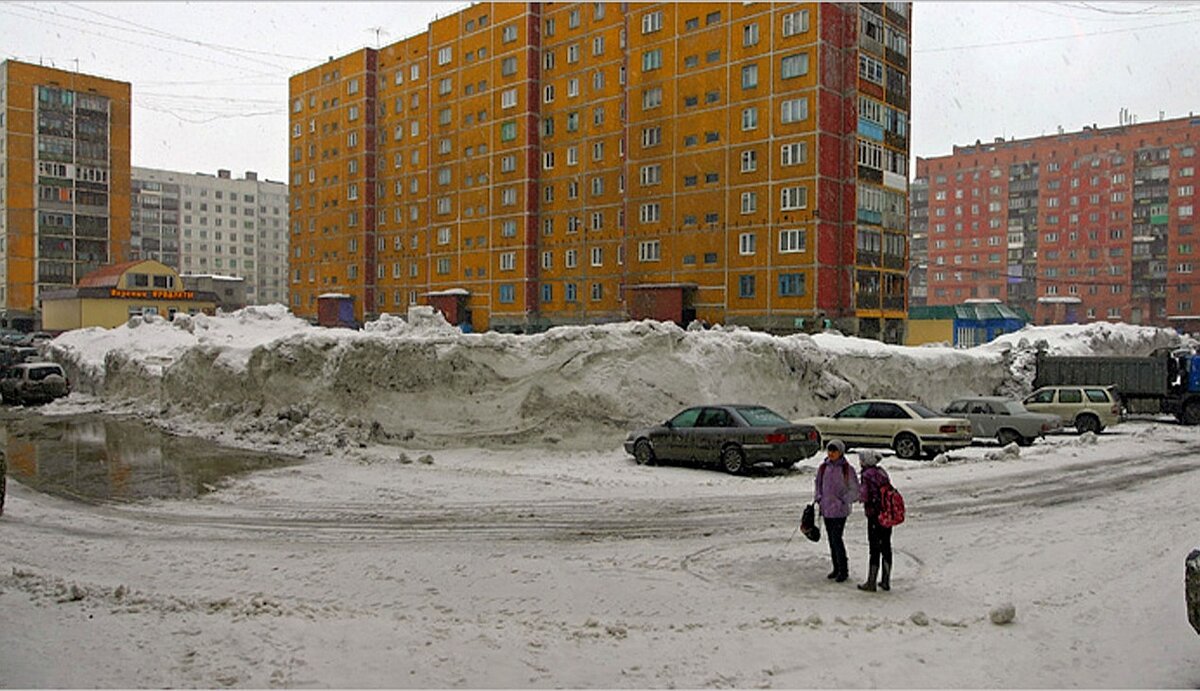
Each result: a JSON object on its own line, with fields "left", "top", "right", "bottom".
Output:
{"left": 1183, "top": 400, "right": 1200, "bottom": 426}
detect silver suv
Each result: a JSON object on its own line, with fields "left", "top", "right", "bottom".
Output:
{"left": 0, "top": 362, "right": 70, "bottom": 406}
{"left": 1022, "top": 385, "right": 1120, "bottom": 434}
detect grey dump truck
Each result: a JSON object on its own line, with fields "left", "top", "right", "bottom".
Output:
{"left": 1033, "top": 348, "right": 1200, "bottom": 424}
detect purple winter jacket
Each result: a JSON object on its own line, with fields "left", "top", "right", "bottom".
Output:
{"left": 814, "top": 456, "right": 860, "bottom": 519}
{"left": 859, "top": 465, "right": 891, "bottom": 522}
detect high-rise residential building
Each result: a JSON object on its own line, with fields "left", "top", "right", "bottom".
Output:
{"left": 288, "top": 2, "right": 912, "bottom": 340}
{"left": 133, "top": 167, "right": 289, "bottom": 306}
{"left": 0, "top": 60, "right": 131, "bottom": 330}
{"left": 914, "top": 115, "right": 1200, "bottom": 327}
{"left": 908, "top": 175, "right": 927, "bottom": 307}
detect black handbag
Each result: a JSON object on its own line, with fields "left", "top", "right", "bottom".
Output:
{"left": 800, "top": 502, "right": 821, "bottom": 542}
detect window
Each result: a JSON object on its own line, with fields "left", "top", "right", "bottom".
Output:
{"left": 739, "top": 232, "right": 757, "bottom": 255}
{"left": 741, "top": 192, "right": 758, "bottom": 214}
{"left": 569, "top": 7, "right": 580, "bottom": 28}
{"left": 742, "top": 106, "right": 758, "bottom": 131}
{"left": 642, "top": 49, "right": 662, "bottom": 72}
{"left": 543, "top": 151, "right": 555, "bottom": 170}
{"left": 781, "top": 97, "right": 808, "bottom": 124}
{"left": 501, "top": 57, "right": 517, "bottom": 76}
{"left": 642, "top": 87, "right": 663, "bottom": 110}
{"left": 591, "top": 247, "right": 603, "bottom": 267}
{"left": 779, "top": 228, "right": 806, "bottom": 253}
{"left": 642, "top": 10, "right": 662, "bottom": 34}
{"left": 567, "top": 44, "right": 580, "bottom": 63}
{"left": 639, "top": 203, "right": 661, "bottom": 223}
{"left": 499, "top": 284, "right": 516, "bottom": 303}
{"left": 501, "top": 187, "right": 517, "bottom": 206}
{"left": 593, "top": 36, "right": 605, "bottom": 56}
{"left": 501, "top": 120, "right": 517, "bottom": 142}
{"left": 743, "top": 23, "right": 760, "bottom": 47}
{"left": 858, "top": 54, "right": 884, "bottom": 84}
{"left": 640, "top": 164, "right": 662, "bottom": 186}
{"left": 347, "top": 183, "right": 359, "bottom": 200}
{"left": 437, "top": 46, "right": 452, "bottom": 65}
{"left": 567, "top": 78, "right": 579, "bottom": 97}
{"left": 742, "top": 64, "right": 759, "bottom": 89}
{"left": 642, "top": 126, "right": 662, "bottom": 147}
{"left": 503, "top": 88, "right": 518, "bottom": 108}
{"left": 781, "top": 53, "right": 809, "bottom": 79}
{"left": 565, "top": 249, "right": 578, "bottom": 268}
{"left": 739, "top": 275, "right": 756, "bottom": 299}
{"left": 778, "top": 273, "right": 806, "bottom": 296}
{"left": 500, "top": 252, "right": 516, "bottom": 271}
{"left": 638, "top": 240, "right": 661, "bottom": 261}
{"left": 565, "top": 283, "right": 578, "bottom": 302}
{"left": 781, "top": 142, "right": 808, "bottom": 166}
{"left": 741, "top": 150, "right": 758, "bottom": 172}
{"left": 782, "top": 10, "right": 809, "bottom": 36}
{"left": 781, "top": 186, "right": 808, "bottom": 211}
{"left": 502, "top": 24, "right": 517, "bottom": 43}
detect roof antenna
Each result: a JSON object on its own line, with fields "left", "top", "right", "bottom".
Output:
{"left": 367, "top": 26, "right": 389, "bottom": 48}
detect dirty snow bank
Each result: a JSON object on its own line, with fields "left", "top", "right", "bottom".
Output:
{"left": 45, "top": 309, "right": 1188, "bottom": 451}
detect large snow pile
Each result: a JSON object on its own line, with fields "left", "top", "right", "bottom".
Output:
{"left": 45, "top": 310, "right": 1189, "bottom": 451}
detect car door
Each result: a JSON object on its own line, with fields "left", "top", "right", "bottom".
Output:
{"left": 828, "top": 402, "right": 871, "bottom": 444}
{"left": 867, "top": 402, "right": 911, "bottom": 445}
{"left": 970, "top": 401, "right": 999, "bottom": 437}
{"left": 658, "top": 407, "right": 702, "bottom": 460}
{"left": 689, "top": 407, "right": 731, "bottom": 463}
{"left": 1053, "top": 388, "right": 1084, "bottom": 422}
{"left": 1023, "top": 388, "right": 1056, "bottom": 416}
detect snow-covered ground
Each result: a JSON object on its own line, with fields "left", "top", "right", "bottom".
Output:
{"left": 2, "top": 310, "right": 1199, "bottom": 687}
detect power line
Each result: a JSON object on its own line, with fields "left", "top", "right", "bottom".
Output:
{"left": 915, "top": 15, "right": 1200, "bottom": 53}
{"left": 58, "top": 1, "right": 315, "bottom": 64}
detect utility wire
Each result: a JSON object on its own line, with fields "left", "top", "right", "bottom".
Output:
{"left": 915, "top": 15, "right": 1200, "bottom": 53}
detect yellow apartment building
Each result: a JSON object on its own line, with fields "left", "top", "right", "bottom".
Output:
{"left": 288, "top": 2, "right": 911, "bottom": 340}
{"left": 0, "top": 60, "right": 132, "bottom": 331}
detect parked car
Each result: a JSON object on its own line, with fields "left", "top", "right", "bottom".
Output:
{"left": 0, "top": 345, "right": 39, "bottom": 372}
{"left": 944, "top": 396, "right": 1063, "bottom": 446}
{"left": 0, "top": 362, "right": 70, "bottom": 405}
{"left": 793, "top": 399, "right": 973, "bottom": 460}
{"left": 1022, "top": 385, "right": 1121, "bottom": 434}
{"left": 624, "top": 404, "right": 821, "bottom": 474}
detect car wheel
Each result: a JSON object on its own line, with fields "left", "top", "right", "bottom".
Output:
{"left": 996, "top": 428, "right": 1021, "bottom": 447}
{"left": 633, "top": 439, "right": 656, "bottom": 466}
{"left": 1075, "top": 414, "right": 1101, "bottom": 435}
{"left": 721, "top": 445, "right": 747, "bottom": 474}
{"left": 893, "top": 433, "right": 920, "bottom": 460}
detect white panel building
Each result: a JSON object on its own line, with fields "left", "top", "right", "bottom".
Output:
{"left": 131, "top": 167, "right": 288, "bottom": 305}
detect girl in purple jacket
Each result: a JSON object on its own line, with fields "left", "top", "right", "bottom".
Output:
{"left": 814, "top": 439, "right": 859, "bottom": 582}
{"left": 856, "top": 449, "right": 893, "bottom": 591}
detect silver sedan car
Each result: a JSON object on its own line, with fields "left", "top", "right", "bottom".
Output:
{"left": 624, "top": 404, "right": 821, "bottom": 474}
{"left": 944, "top": 396, "right": 1063, "bottom": 446}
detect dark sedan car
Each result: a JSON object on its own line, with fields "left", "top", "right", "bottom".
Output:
{"left": 624, "top": 404, "right": 822, "bottom": 474}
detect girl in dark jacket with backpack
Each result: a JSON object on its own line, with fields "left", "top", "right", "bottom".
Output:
{"left": 856, "top": 449, "right": 893, "bottom": 592}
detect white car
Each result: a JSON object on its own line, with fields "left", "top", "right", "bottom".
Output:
{"left": 793, "top": 399, "right": 973, "bottom": 460}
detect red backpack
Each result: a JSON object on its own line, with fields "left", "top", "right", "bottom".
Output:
{"left": 877, "top": 483, "right": 905, "bottom": 528}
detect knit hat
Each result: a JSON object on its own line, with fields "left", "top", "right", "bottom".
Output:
{"left": 826, "top": 438, "right": 846, "bottom": 454}
{"left": 858, "top": 449, "right": 882, "bottom": 467}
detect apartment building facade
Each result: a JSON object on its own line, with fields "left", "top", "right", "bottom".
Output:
{"left": 0, "top": 60, "right": 131, "bottom": 330}
{"left": 288, "top": 2, "right": 912, "bottom": 339}
{"left": 132, "top": 167, "right": 289, "bottom": 306}
{"left": 915, "top": 115, "right": 1200, "bottom": 327}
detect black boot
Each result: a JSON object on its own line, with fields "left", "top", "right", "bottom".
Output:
{"left": 879, "top": 557, "right": 892, "bottom": 591}
{"left": 827, "top": 568, "right": 839, "bottom": 579}
{"left": 857, "top": 555, "right": 879, "bottom": 592}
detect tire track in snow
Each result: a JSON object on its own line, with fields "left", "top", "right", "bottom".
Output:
{"left": 14, "top": 437, "right": 1200, "bottom": 545}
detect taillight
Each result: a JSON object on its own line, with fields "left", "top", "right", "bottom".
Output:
{"left": 1111, "top": 404, "right": 1120, "bottom": 414}
{"left": 939, "top": 425, "right": 959, "bottom": 433}
{"left": 765, "top": 433, "right": 788, "bottom": 444}
{"left": 808, "top": 429, "right": 819, "bottom": 441}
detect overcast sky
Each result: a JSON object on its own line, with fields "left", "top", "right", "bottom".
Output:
{"left": 3, "top": 1, "right": 1198, "bottom": 181}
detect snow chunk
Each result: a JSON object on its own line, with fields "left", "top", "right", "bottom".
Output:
{"left": 984, "top": 442, "right": 1021, "bottom": 461}
{"left": 989, "top": 602, "right": 1017, "bottom": 625}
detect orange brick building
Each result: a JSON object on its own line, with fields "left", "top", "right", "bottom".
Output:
{"left": 0, "top": 60, "right": 131, "bottom": 330}
{"left": 915, "top": 115, "right": 1200, "bottom": 328}
{"left": 288, "top": 2, "right": 912, "bottom": 340}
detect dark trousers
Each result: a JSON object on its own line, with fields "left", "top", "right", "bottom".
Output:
{"left": 866, "top": 519, "right": 893, "bottom": 565}
{"left": 824, "top": 516, "right": 848, "bottom": 575}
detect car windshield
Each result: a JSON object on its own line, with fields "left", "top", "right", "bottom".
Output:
{"left": 1004, "top": 402, "right": 1029, "bottom": 415}
{"left": 907, "top": 402, "right": 943, "bottom": 419}
{"left": 734, "top": 406, "right": 789, "bottom": 427}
